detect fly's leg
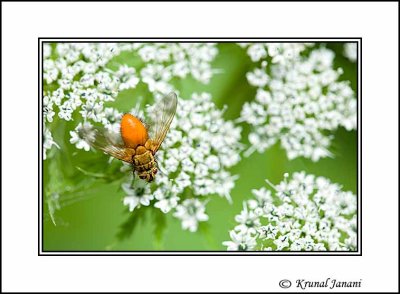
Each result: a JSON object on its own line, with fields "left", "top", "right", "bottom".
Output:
{"left": 155, "top": 161, "right": 167, "bottom": 177}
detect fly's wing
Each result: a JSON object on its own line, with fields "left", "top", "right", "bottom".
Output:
{"left": 79, "top": 124, "right": 134, "bottom": 163}
{"left": 147, "top": 92, "right": 178, "bottom": 153}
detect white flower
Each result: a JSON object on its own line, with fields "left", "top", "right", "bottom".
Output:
{"left": 80, "top": 99, "right": 104, "bottom": 122}
{"left": 240, "top": 45, "right": 357, "bottom": 161}
{"left": 80, "top": 74, "right": 95, "bottom": 87}
{"left": 69, "top": 122, "right": 94, "bottom": 151}
{"left": 122, "top": 178, "right": 154, "bottom": 212}
{"left": 274, "top": 235, "right": 290, "bottom": 250}
{"left": 154, "top": 193, "right": 179, "bottom": 214}
{"left": 246, "top": 68, "right": 269, "bottom": 87}
{"left": 95, "top": 72, "right": 119, "bottom": 98}
{"left": 58, "top": 100, "right": 75, "bottom": 121}
{"left": 224, "top": 172, "right": 357, "bottom": 251}
{"left": 343, "top": 43, "right": 357, "bottom": 62}
{"left": 43, "top": 95, "right": 55, "bottom": 123}
{"left": 223, "top": 230, "right": 257, "bottom": 251}
{"left": 173, "top": 199, "right": 209, "bottom": 232}
{"left": 43, "top": 43, "right": 52, "bottom": 59}
{"left": 247, "top": 44, "right": 267, "bottom": 62}
{"left": 115, "top": 65, "right": 139, "bottom": 91}
{"left": 138, "top": 45, "right": 158, "bottom": 62}
{"left": 153, "top": 181, "right": 180, "bottom": 213}
{"left": 102, "top": 107, "right": 122, "bottom": 133}
{"left": 249, "top": 187, "right": 273, "bottom": 209}
{"left": 141, "top": 64, "right": 173, "bottom": 95}
{"left": 43, "top": 60, "right": 59, "bottom": 84}
{"left": 234, "top": 202, "right": 261, "bottom": 234}
{"left": 51, "top": 88, "right": 64, "bottom": 106}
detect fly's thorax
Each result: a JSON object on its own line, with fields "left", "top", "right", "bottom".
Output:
{"left": 133, "top": 149, "right": 153, "bottom": 165}
{"left": 133, "top": 144, "right": 156, "bottom": 168}
{"left": 135, "top": 145, "right": 148, "bottom": 155}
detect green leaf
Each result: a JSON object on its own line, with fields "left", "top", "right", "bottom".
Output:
{"left": 115, "top": 208, "right": 147, "bottom": 242}
{"left": 152, "top": 208, "right": 167, "bottom": 249}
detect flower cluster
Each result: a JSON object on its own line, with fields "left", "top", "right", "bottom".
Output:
{"left": 238, "top": 43, "right": 312, "bottom": 64}
{"left": 43, "top": 43, "right": 219, "bottom": 160}
{"left": 239, "top": 44, "right": 357, "bottom": 161}
{"left": 223, "top": 172, "right": 357, "bottom": 251}
{"left": 121, "top": 92, "right": 242, "bottom": 232}
{"left": 138, "top": 43, "right": 218, "bottom": 97}
{"left": 42, "top": 43, "right": 138, "bottom": 159}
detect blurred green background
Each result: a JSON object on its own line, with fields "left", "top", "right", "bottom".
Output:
{"left": 43, "top": 43, "right": 357, "bottom": 251}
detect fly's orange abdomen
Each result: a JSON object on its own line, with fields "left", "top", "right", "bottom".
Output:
{"left": 120, "top": 114, "right": 148, "bottom": 148}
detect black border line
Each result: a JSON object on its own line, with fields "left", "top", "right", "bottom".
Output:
{"left": 2, "top": 0, "right": 400, "bottom": 2}
{"left": 40, "top": 37, "right": 361, "bottom": 42}
{"left": 359, "top": 38, "right": 362, "bottom": 256}
{"left": 4, "top": 0, "right": 396, "bottom": 1}
{"left": 38, "top": 38, "right": 42, "bottom": 255}
{"left": 39, "top": 37, "right": 362, "bottom": 256}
